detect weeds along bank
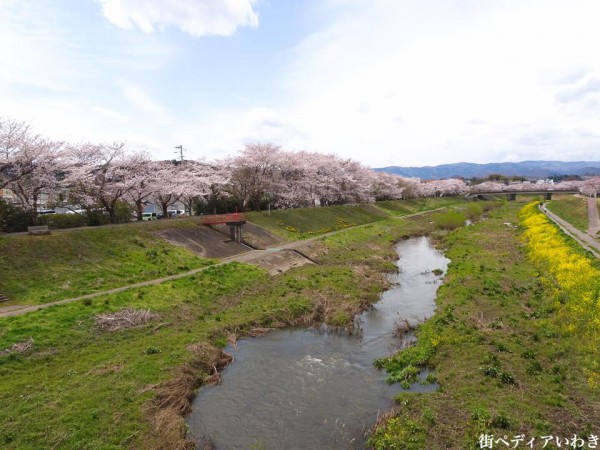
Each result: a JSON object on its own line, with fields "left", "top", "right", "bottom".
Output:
{"left": 369, "top": 203, "right": 599, "bottom": 449}
{"left": 519, "top": 202, "right": 600, "bottom": 387}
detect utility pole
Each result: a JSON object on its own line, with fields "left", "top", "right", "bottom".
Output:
{"left": 174, "top": 145, "right": 185, "bottom": 162}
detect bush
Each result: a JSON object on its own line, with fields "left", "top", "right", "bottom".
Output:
{"left": 38, "top": 213, "right": 88, "bottom": 229}
{"left": 0, "top": 199, "right": 31, "bottom": 232}
{"left": 432, "top": 211, "right": 467, "bottom": 230}
{"left": 465, "top": 203, "right": 484, "bottom": 220}
{"left": 84, "top": 210, "right": 111, "bottom": 226}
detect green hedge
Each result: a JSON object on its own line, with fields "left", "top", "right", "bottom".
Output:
{"left": 37, "top": 213, "right": 88, "bottom": 229}
{"left": 0, "top": 200, "right": 30, "bottom": 232}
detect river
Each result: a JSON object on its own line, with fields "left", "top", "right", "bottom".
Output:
{"left": 187, "top": 236, "right": 449, "bottom": 449}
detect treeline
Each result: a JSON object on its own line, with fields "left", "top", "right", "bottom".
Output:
{"left": 2, "top": 117, "right": 598, "bottom": 231}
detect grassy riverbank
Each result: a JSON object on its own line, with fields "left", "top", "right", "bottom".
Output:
{"left": 546, "top": 194, "right": 590, "bottom": 232}
{"left": 369, "top": 203, "right": 600, "bottom": 449}
{"left": 246, "top": 198, "right": 467, "bottom": 240}
{"left": 0, "top": 219, "right": 212, "bottom": 306}
{"left": 0, "top": 213, "right": 432, "bottom": 449}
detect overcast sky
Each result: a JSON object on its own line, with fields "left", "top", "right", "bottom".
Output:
{"left": 2, "top": 0, "right": 600, "bottom": 167}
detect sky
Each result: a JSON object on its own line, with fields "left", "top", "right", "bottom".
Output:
{"left": 2, "top": 0, "right": 600, "bottom": 168}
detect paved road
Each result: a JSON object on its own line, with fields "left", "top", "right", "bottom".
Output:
{"left": 587, "top": 197, "right": 600, "bottom": 237}
{"left": 0, "top": 209, "right": 442, "bottom": 318}
{"left": 541, "top": 203, "right": 600, "bottom": 259}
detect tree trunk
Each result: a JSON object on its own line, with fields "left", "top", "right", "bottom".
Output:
{"left": 136, "top": 201, "right": 144, "bottom": 221}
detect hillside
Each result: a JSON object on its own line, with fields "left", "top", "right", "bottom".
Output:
{"left": 375, "top": 160, "right": 600, "bottom": 179}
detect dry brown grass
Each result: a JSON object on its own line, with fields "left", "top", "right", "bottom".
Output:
{"left": 95, "top": 307, "right": 159, "bottom": 332}
{"left": 0, "top": 337, "right": 33, "bottom": 356}
{"left": 136, "top": 343, "right": 233, "bottom": 450}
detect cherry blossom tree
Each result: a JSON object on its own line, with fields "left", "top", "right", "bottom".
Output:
{"left": 62, "top": 142, "right": 144, "bottom": 223}
{"left": 226, "top": 143, "right": 284, "bottom": 211}
{"left": 126, "top": 155, "right": 157, "bottom": 220}
{"left": 369, "top": 171, "right": 405, "bottom": 200}
{"left": 8, "top": 141, "right": 64, "bottom": 224}
{"left": 179, "top": 160, "right": 229, "bottom": 216}
{"left": 580, "top": 177, "right": 600, "bottom": 197}
{"left": 0, "top": 118, "right": 61, "bottom": 191}
{"left": 152, "top": 161, "right": 191, "bottom": 217}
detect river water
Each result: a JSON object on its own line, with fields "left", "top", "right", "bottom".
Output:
{"left": 187, "top": 237, "right": 449, "bottom": 449}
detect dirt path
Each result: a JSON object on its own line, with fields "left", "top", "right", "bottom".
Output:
{"left": 587, "top": 197, "right": 600, "bottom": 237}
{"left": 0, "top": 209, "right": 442, "bottom": 319}
{"left": 542, "top": 203, "right": 600, "bottom": 259}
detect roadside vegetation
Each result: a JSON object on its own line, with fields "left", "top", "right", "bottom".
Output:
{"left": 546, "top": 194, "right": 590, "bottom": 232}
{"left": 369, "top": 202, "right": 599, "bottom": 449}
{"left": 0, "top": 218, "right": 213, "bottom": 306}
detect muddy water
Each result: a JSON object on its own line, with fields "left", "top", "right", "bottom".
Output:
{"left": 187, "top": 237, "right": 449, "bottom": 449}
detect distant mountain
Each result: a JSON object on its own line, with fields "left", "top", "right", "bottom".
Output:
{"left": 374, "top": 161, "right": 600, "bottom": 180}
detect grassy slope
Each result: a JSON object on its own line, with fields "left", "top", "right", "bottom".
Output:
{"left": 247, "top": 198, "right": 468, "bottom": 240}
{"left": 245, "top": 203, "right": 389, "bottom": 240}
{"left": 0, "top": 216, "right": 430, "bottom": 449}
{"left": 0, "top": 219, "right": 213, "bottom": 306}
{"left": 546, "top": 194, "right": 589, "bottom": 232}
{"left": 369, "top": 204, "right": 599, "bottom": 449}
{"left": 374, "top": 197, "right": 464, "bottom": 216}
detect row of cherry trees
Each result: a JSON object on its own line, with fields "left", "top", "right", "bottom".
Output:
{"left": 1, "top": 118, "right": 415, "bottom": 224}
{"left": 2, "top": 117, "right": 599, "bottom": 225}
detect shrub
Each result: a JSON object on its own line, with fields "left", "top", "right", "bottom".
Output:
{"left": 84, "top": 210, "right": 110, "bottom": 226}
{"left": 0, "top": 199, "right": 30, "bottom": 232}
{"left": 432, "top": 211, "right": 467, "bottom": 230}
{"left": 38, "top": 213, "right": 87, "bottom": 229}
{"left": 465, "top": 203, "right": 484, "bottom": 220}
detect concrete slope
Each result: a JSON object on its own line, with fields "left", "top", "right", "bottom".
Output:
{"left": 157, "top": 226, "right": 251, "bottom": 259}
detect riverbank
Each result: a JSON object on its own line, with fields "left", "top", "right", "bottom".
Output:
{"left": 369, "top": 203, "right": 600, "bottom": 449}
{"left": 0, "top": 208, "right": 438, "bottom": 448}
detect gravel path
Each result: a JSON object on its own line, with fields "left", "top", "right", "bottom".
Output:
{"left": 587, "top": 197, "right": 600, "bottom": 237}
{"left": 542, "top": 203, "right": 600, "bottom": 259}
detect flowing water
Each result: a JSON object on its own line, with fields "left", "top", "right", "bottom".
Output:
{"left": 187, "top": 237, "right": 449, "bottom": 449}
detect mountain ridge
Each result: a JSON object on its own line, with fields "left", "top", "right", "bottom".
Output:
{"left": 374, "top": 160, "right": 600, "bottom": 179}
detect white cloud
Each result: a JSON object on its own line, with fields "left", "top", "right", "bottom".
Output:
{"left": 118, "top": 81, "right": 166, "bottom": 117}
{"left": 92, "top": 106, "right": 129, "bottom": 123}
{"left": 276, "top": 0, "right": 600, "bottom": 166}
{"left": 98, "top": 0, "right": 259, "bottom": 37}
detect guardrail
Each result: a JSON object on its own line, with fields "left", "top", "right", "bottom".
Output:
{"left": 200, "top": 213, "right": 246, "bottom": 225}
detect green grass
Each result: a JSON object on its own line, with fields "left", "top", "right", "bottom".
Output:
{"left": 374, "top": 197, "right": 465, "bottom": 216}
{"left": 0, "top": 218, "right": 213, "bottom": 306}
{"left": 247, "top": 198, "right": 469, "bottom": 240}
{"left": 0, "top": 215, "right": 427, "bottom": 449}
{"left": 369, "top": 203, "right": 599, "bottom": 449}
{"left": 246, "top": 203, "right": 389, "bottom": 239}
{"left": 546, "top": 194, "right": 590, "bottom": 232}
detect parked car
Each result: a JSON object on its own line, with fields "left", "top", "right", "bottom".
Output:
{"left": 142, "top": 212, "right": 158, "bottom": 221}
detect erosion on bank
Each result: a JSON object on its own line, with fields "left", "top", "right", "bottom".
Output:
{"left": 0, "top": 214, "right": 433, "bottom": 449}
{"left": 369, "top": 203, "right": 600, "bottom": 449}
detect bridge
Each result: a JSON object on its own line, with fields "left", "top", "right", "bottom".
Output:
{"left": 200, "top": 213, "right": 246, "bottom": 243}
{"left": 465, "top": 190, "right": 580, "bottom": 201}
